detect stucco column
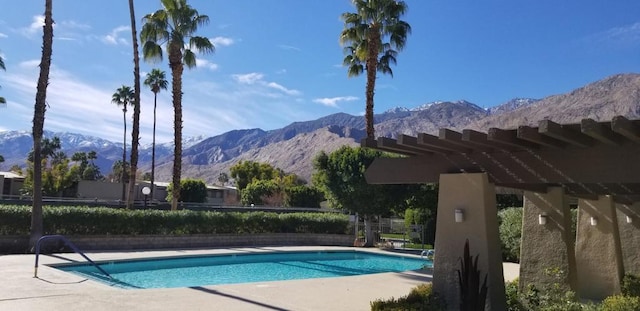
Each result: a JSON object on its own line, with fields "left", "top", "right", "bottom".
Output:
{"left": 616, "top": 202, "right": 640, "bottom": 275}
{"left": 519, "top": 188, "right": 577, "bottom": 293}
{"left": 433, "top": 173, "right": 506, "bottom": 311}
{"left": 575, "top": 196, "right": 624, "bottom": 300}
{"left": 0, "top": 175, "right": 4, "bottom": 199}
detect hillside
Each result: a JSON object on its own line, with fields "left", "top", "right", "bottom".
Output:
{"left": 2, "top": 73, "right": 639, "bottom": 185}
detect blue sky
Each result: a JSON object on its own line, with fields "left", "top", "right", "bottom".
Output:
{"left": 0, "top": 0, "right": 639, "bottom": 144}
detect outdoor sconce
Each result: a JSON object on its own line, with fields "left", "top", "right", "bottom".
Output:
{"left": 538, "top": 213, "right": 548, "bottom": 225}
{"left": 455, "top": 209, "right": 465, "bottom": 223}
{"left": 626, "top": 215, "right": 633, "bottom": 224}
{"left": 590, "top": 217, "right": 598, "bottom": 226}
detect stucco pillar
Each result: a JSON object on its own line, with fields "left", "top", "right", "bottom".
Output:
{"left": 575, "top": 196, "right": 624, "bottom": 300}
{"left": 0, "top": 175, "right": 4, "bottom": 199}
{"left": 433, "top": 173, "right": 506, "bottom": 311}
{"left": 519, "top": 188, "right": 577, "bottom": 293}
{"left": 616, "top": 202, "right": 640, "bottom": 275}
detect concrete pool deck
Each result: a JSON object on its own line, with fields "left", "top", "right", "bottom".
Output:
{"left": 1, "top": 246, "right": 519, "bottom": 311}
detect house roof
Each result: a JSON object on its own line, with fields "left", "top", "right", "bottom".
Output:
{"left": 0, "top": 171, "right": 25, "bottom": 179}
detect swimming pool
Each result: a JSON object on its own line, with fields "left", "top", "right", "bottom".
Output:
{"left": 53, "top": 250, "right": 431, "bottom": 289}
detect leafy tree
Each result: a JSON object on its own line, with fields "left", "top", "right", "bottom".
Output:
{"left": 166, "top": 178, "right": 207, "bottom": 203}
{"left": 23, "top": 138, "right": 77, "bottom": 197}
{"left": 126, "top": 0, "right": 143, "bottom": 209}
{"left": 110, "top": 160, "right": 130, "bottom": 184}
{"left": 404, "top": 183, "right": 439, "bottom": 245}
{"left": 30, "top": 0, "right": 54, "bottom": 250}
{"left": 217, "top": 172, "right": 229, "bottom": 186}
{"left": 230, "top": 160, "right": 279, "bottom": 191}
{"left": 144, "top": 68, "right": 168, "bottom": 199}
{"left": 313, "top": 146, "right": 411, "bottom": 246}
{"left": 284, "top": 185, "right": 324, "bottom": 208}
{"left": 0, "top": 51, "right": 5, "bottom": 105}
{"left": 112, "top": 85, "right": 134, "bottom": 201}
{"left": 241, "top": 179, "right": 280, "bottom": 206}
{"left": 70, "top": 151, "right": 102, "bottom": 181}
{"left": 141, "top": 0, "right": 215, "bottom": 210}
{"left": 340, "top": 0, "right": 411, "bottom": 139}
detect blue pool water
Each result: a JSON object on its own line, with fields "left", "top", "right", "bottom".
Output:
{"left": 54, "top": 251, "right": 431, "bottom": 289}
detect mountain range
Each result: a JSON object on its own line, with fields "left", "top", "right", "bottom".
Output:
{"left": 1, "top": 73, "right": 639, "bottom": 185}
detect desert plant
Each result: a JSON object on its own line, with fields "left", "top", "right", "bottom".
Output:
{"left": 370, "top": 283, "right": 445, "bottom": 311}
{"left": 457, "top": 239, "right": 488, "bottom": 311}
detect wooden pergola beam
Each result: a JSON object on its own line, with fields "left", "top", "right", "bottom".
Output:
{"left": 488, "top": 128, "right": 539, "bottom": 150}
{"left": 439, "top": 128, "right": 493, "bottom": 152}
{"left": 463, "top": 129, "right": 519, "bottom": 151}
{"left": 611, "top": 116, "right": 640, "bottom": 143}
{"left": 377, "top": 137, "right": 425, "bottom": 156}
{"left": 418, "top": 133, "right": 472, "bottom": 154}
{"left": 517, "top": 125, "right": 567, "bottom": 149}
{"left": 398, "top": 134, "right": 451, "bottom": 155}
{"left": 581, "top": 118, "right": 623, "bottom": 146}
{"left": 539, "top": 119, "right": 593, "bottom": 147}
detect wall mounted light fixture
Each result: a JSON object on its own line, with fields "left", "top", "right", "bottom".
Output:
{"left": 626, "top": 215, "right": 633, "bottom": 224}
{"left": 590, "top": 217, "right": 598, "bottom": 226}
{"left": 538, "top": 213, "right": 548, "bottom": 225}
{"left": 455, "top": 209, "right": 464, "bottom": 223}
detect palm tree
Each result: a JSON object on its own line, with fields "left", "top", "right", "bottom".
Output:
{"left": 340, "top": 0, "right": 411, "bottom": 139}
{"left": 126, "top": 0, "right": 142, "bottom": 209}
{"left": 141, "top": 0, "right": 214, "bottom": 210}
{"left": 112, "top": 85, "right": 134, "bottom": 202}
{"left": 0, "top": 52, "right": 6, "bottom": 105}
{"left": 144, "top": 69, "right": 168, "bottom": 200}
{"left": 30, "top": 0, "right": 54, "bottom": 250}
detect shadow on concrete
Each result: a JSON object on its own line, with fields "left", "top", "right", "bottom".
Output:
{"left": 190, "top": 286, "right": 289, "bottom": 311}
{"left": 395, "top": 269, "right": 433, "bottom": 283}
{"left": 0, "top": 294, "right": 75, "bottom": 302}
{"left": 35, "top": 276, "right": 88, "bottom": 285}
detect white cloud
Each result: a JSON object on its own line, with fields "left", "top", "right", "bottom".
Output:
{"left": 232, "top": 72, "right": 301, "bottom": 97}
{"left": 584, "top": 22, "right": 640, "bottom": 48}
{"left": 210, "top": 36, "right": 234, "bottom": 46}
{"left": 278, "top": 44, "right": 301, "bottom": 52}
{"left": 102, "top": 26, "right": 129, "bottom": 45}
{"left": 18, "top": 15, "right": 45, "bottom": 37}
{"left": 195, "top": 58, "right": 219, "bottom": 71}
{"left": 18, "top": 59, "right": 41, "bottom": 68}
{"left": 266, "top": 82, "right": 301, "bottom": 96}
{"left": 313, "top": 96, "right": 359, "bottom": 107}
{"left": 232, "top": 72, "right": 264, "bottom": 84}
{"left": 0, "top": 33, "right": 7, "bottom": 38}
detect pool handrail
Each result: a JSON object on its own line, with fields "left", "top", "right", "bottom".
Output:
{"left": 34, "top": 234, "right": 112, "bottom": 279}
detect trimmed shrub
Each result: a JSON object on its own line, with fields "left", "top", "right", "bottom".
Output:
{"left": 0, "top": 204, "right": 349, "bottom": 236}
{"left": 498, "top": 207, "right": 522, "bottom": 262}
{"left": 166, "top": 179, "right": 208, "bottom": 203}
{"left": 370, "top": 283, "right": 445, "bottom": 311}
{"left": 601, "top": 295, "right": 640, "bottom": 311}
{"left": 284, "top": 186, "right": 323, "bottom": 208}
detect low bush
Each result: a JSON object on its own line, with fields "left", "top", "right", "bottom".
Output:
{"left": 621, "top": 274, "right": 640, "bottom": 298}
{"left": 600, "top": 295, "right": 640, "bottom": 311}
{"left": 498, "top": 207, "right": 522, "bottom": 262}
{"left": 0, "top": 204, "right": 349, "bottom": 236}
{"left": 370, "top": 283, "right": 445, "bottom": 311}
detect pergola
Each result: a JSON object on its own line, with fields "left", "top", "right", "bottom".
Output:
{"left": 362, "top": 116, "right": 640, "bottom": 309}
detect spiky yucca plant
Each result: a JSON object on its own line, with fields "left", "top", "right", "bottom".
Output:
{"left": 457, "top": 239, "right": 488, "bottom": 311}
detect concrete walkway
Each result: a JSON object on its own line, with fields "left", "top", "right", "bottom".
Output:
{"left": 1, "top": 247, "right": 519, "bottom": 311}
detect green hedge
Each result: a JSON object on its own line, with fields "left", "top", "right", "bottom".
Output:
{"left": 370, "top": 283, "right": 445, "bottom": 311}
{"left": 0, "top": 205, "right": 349, "bottom": 235}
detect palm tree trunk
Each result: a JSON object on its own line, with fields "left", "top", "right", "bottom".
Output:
{"left": 126, "top": 0, "right": 141, "bottom": 209}
{"left": 365, "top": 26, "right": 381, "bottom": 139}
{"left": 169, "top": 44, "right": 184, "bottom": 211}
{"left": 151, "top": 92, "right": 157, "bottom": 200}
{"left": 121, "top": 108, "right": 127, "bottom": 202}
{"left": 30, "top": 0, "right": 53, "bottom": 251}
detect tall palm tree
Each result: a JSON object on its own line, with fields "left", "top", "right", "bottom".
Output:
{"left": 141, "top": 0, "right": 214, "bottom": 210}
{"left": 112, "top": 85, "right": 134, "bottom": 202}
{"left": 126, "top": 0, "right": 142, "bottom": 209}
{"left": 0, "top": 52, "right": 6, "bottom": 105}
{"left": 30, "top": 0, "right": 54, "bottom": 250}
{"left": 144, "top": 68, "right": 168, "bottom": 200}
{"left": 340, "top": 0, "right": 411, "bottom": 139}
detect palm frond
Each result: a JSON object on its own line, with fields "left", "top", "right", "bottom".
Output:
{"left": 183, "top": 50, "right": 197, "bottom": 68}
{"left": 0, "top": 97, "right": 5, "bottom": 104}
{"left": 0, "top": 55, "right": 5, "bottom": 71}
{"left": 142, "top": 41, "right": 164, "bottom": 62}
{"left": 189, "top": 36, "right": 214, "bottom": 54}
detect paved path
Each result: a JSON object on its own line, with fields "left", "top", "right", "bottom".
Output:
{"left": 1, "top": 246, "right": 519, "bottom": 311}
